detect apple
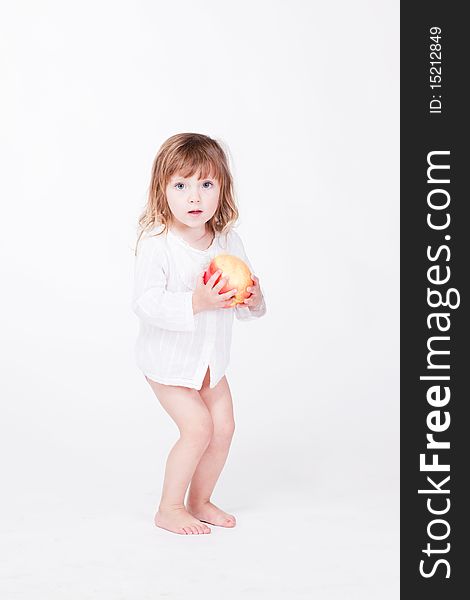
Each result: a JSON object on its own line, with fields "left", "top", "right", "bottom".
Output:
{"left": 203, "top": 254, "right": 253, "bottom": 307}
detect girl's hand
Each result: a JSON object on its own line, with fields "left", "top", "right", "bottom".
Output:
{"left": 192, "top": 270, "right": 238, "bottom": 314}
{"left": 242, "top": 274, "right": 264, "bottom": 310}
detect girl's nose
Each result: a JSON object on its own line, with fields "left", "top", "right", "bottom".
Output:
{"left": 189, "top": 187, "right": 201, "bottom": 202}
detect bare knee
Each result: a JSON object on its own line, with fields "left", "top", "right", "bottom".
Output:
{"left": 180, "top": 414, "right": 214, "bottom": 449}
{"left": 213, "top": 418, "right": 235, "bottom": 445}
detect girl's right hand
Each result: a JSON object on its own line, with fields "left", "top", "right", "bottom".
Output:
{"left": 192, "top": 270, "right": 238, "bottom": 314}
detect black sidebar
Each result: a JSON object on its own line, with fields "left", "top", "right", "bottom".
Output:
{"left": 401, "top": 2, "right": 468, "bottom": 598}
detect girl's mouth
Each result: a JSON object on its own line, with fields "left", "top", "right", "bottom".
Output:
{"left": 188, "top": 210, "right": 203, "bottom": 215}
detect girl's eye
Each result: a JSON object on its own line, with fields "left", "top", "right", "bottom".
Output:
{"left": 173, "top": 181, "right": 213, "bottom": 190}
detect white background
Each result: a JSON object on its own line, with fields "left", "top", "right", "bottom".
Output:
{"left": 0, "top": 1, "right": 399, "bottom": 598}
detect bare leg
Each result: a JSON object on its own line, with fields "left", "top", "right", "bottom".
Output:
{"left": 145, "top": 376, "right": 213, "bottom": 535}
{"left": 186, "top": 368, "right": 237, "bottom": 527}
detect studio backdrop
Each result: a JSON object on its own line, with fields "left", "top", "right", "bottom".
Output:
{"left": 0, "top": 1, "right": 399, "bottom": 598}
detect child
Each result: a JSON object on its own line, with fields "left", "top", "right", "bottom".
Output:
{"left": 132, "top": 133, "right": 267, "bottom": 535}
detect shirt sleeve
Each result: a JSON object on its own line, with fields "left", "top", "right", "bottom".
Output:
{"left": 229, "top": 230, "right": 267, "bottom": 321}
{"left": 132, "top": 235, "right": 196, "bottom": 332}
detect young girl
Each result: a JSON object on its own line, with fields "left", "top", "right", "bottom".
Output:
{"left": 132, "top": 133, "right": 267, "bottom": 535}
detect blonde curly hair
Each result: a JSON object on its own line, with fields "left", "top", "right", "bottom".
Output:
{"left": 135, "top": 133, "right": 240, "bottom": 255}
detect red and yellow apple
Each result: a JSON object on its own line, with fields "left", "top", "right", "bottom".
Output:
{"left": 204, "top": 254, "right": 253, "bottom": 307}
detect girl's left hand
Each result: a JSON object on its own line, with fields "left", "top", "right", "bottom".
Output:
{"left": 243, "top": 274, "right": 264, "bottom": 310}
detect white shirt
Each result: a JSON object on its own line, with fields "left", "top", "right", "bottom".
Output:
{"left": 132, "top": 223, "right": 267, "bottom": 390}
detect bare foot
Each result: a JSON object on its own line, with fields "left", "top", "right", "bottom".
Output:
{"left": 154, "top": 506, "right": 211, "bottom": 535}
{"left": 186, "top": 500, "right": 236, "bottom": 527}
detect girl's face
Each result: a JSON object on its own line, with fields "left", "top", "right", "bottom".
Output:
{"left": 165, "top": 171, "right": 220, "bottom": 230}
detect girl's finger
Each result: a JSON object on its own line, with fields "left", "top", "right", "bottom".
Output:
{"left": 222, "top": 288, "right": 238, "bottom": 298}
{"left": 209, "top": 270, "right": 223, "bottom": 286}
{"left": 214, "top": 277, "right": 226, "bottom": 290}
